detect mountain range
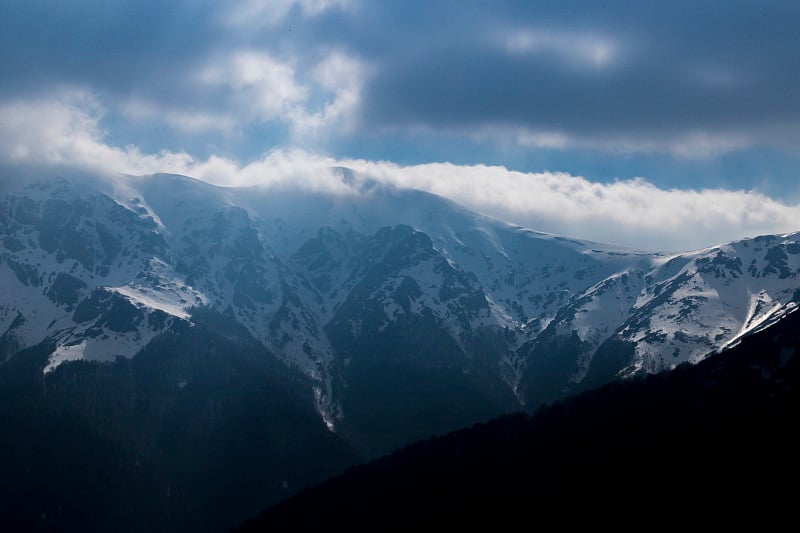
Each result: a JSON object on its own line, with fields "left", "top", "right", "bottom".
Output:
{"left": 1, "top": 171, "right": 799, "bottom": 530}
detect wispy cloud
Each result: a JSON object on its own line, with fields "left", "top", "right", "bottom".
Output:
{"left": 198, "top": 50, "right": 309, "bottom": 121}
{"left": 111, "top": 49, "right": 369, "bottom": 142}
{"left": 224, "top": 0, "right": 352, "bottom": 28}
{"left": 513, "top": 127, "right": 755, "bottom": 159}
{"left": 502, "top": 28, "right": 620, "bottom": 69}
{"left": 120, "top": 99, "right": 237, "bottom": 134}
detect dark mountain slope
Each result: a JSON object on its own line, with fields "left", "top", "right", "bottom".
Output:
{"left": 237, "top": 308, "right": 799, "bottom": 531}
{"left": 0, "top": 311, "right": 360, "bottom": 533}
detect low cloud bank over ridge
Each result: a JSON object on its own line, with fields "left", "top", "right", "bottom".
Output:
{"left": 1, "top": 93, "right": 797, "bottom": 252}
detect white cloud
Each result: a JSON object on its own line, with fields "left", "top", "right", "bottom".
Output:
{"left": 225, "top": 0, "right": 352, "bottom": 28}
{"left": 289, "top": 51, "right": 367, "bottom": 137}
{"left": 1, "top": 93, "right": 798, "bottom": 251}
{"left": 334, "top": 158, "right": 800, "bottom": 250}
{"left": 110, "top": 50, "right": 368, "bottom": 139}
{"left": 0, "top": 90, "right": 195, "bottom": 175}
{"left": 199, "top": 50, "right": 308, "bottom": 121}
{"left": 190, "top": 49, "right": 368, "bottom": 139}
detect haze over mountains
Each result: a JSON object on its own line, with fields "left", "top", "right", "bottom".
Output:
{"left": 1, "top": 171, "right": 799, "bottom": 530}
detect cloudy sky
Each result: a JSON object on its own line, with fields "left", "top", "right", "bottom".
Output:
{"left": 1, "top": 0, "right": 799, "bottom": 250}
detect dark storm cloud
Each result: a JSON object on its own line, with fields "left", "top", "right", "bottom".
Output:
{"left": 0, "top": 1, "right": 219, "bottom": 97}
{"left": 352, "top": 1, "right": 800, "bottom": 150}
{"left": 1, "top": 0, "right": 799, "bottom": 155}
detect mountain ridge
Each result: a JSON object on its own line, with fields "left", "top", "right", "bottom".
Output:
{"left": 2, "top": 172, "right": 800, "bottom": 436}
